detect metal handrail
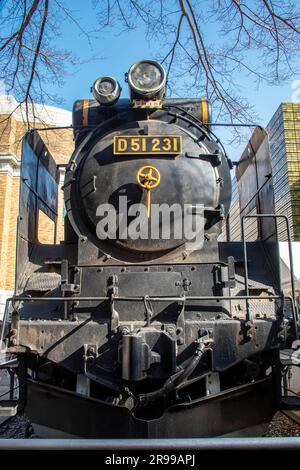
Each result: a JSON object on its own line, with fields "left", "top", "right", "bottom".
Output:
{"left": 8, "top": 294, "right": 282, "bottom": 302}
{"left": 0, "top": 293, "right": 282, "bottom": 355}
{"left": 0, "top": 298, "right": 10, "bottom": 350}
{"left": 0, "top": 437, "right": 299, "bottom": 450}
{"left": 241, "top": 214, "right": 299, "bottom": 336}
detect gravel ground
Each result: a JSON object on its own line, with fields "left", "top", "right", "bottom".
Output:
{"left": 0, "top": 415, "right": 34, "bottom": 439}
{"left": 265, "top": 412, "right": 300, "bottom": 437}
{"left": 264, "top": 366, "right": 300, "bottom": 436}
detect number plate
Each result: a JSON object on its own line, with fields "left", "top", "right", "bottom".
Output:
{"left": 113, "top": 135, "right": 182, "bottom": 155}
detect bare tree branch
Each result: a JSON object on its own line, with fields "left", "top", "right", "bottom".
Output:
{"left": 96, "top": 0, "right": 300, "bottom": 132}
{"left": 0, "top": 0, "right": 96, "bottom": 130}
{"left": 0, "top": 0, "right": 299, "bottom": 143}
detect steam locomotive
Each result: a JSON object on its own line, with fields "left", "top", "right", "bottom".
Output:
{"left": 1, "top": 60, "right": 298, "bottom": 437}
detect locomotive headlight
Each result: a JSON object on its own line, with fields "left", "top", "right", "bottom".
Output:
{"left": 92, "top": 76, "right": 121, "bottom": 105}
{"left": 127, "top": 60, "right": 166, "bottom": 99}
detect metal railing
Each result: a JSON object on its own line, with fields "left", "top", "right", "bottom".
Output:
{"left": 241, "top": 214, "right": 299, "bottom": 338}
{"left": 0, "top": 437, "right": 300, "bottom": 449}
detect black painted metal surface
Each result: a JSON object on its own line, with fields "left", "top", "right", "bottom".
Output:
{"left": 25, "top": 377, "right": 275, "bottom": 438}
{"left": 2, "top": 93, "right": 293, "bottom": 440}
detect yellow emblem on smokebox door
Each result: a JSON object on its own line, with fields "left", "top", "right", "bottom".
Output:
{"left": 136, "top": 165, "right": 161, "bottom": 218}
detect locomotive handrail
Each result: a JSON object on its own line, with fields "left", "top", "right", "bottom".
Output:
{"left": 0, "top": 296, "right": 10, "bottom": 350}
{"left": 8, "top": 294, "right": 283, "bottom": 302}
{"left": 0, "top": 294, "right": 285, "bottom": 348}
{"left": 241, "top": 214, "right": 299, "bottom": 338}
{"left": 206, "top": 122, "right": 264, "bottom": 130}
{"left": 27, "top": 125, "right": 96, "bottom": 134}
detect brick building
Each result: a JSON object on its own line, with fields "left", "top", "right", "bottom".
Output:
{"left": 0, "top": 95, "right": 74, "bottom": 315}
{"left": 267, "top": 103, "right": 300, "bottom": 240}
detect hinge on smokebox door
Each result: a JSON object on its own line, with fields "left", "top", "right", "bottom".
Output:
{"left": 107, "top": 274, "right": 119, "bottom": 332}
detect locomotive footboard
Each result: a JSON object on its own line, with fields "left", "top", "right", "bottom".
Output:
{"left": 26, "top": 376, "right": 275, "bottom": 438}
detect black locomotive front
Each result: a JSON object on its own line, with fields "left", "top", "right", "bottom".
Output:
{"left": 64, "top": 60, "right": 234, "bottom": 395}
{"left": 2, "top": 60, "right": 292, "bottom": 437}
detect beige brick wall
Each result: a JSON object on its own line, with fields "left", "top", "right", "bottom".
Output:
{"left": 0, "top": 115, "right": 15, "bottom": 154}
{"left": 37, "top": 209, "right": 56, "bottom": 245}
{"left": 56, "top": 170, "right": 66, "bottom": 244}
{"left": 6, "top": 177, "right": 20, "bottom": 290}
{"left": 0, "top": 97, "right": 74, "bottom": 298}
{"left": 0, "top": 171, "right": 20, "bottom": 291}
{"left": 0, "top": 115, "right": 74, "bottom": 164}
{"left": 0, "top": 172, "right": 13, "bottom": 290}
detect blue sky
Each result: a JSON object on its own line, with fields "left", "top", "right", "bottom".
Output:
{"left": 56, "top": 4, "right": 298, "bottom": 118}
{"left": 35, "top": 1, "right": 300, "bottom": 157}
